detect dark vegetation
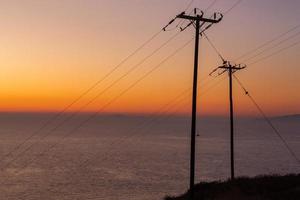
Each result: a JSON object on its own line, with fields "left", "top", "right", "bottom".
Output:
{"left": 165, "top": 174, "right": 300, "bottom": 200}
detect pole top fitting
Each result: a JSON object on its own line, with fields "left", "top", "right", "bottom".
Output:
{"left": 209, "top": 61, "right": 246, "bottom": 77}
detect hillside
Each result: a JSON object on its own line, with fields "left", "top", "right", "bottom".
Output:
{"left": 165, "top": 174, "right": 300, "bottom": 200}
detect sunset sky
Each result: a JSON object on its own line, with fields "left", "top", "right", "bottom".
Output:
{"left": 1, "top": 0, "right": 300, "bottom": 116}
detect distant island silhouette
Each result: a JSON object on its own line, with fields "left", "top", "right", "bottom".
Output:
{"left": 273, "top": 114, "right": 300, "bottom": 120}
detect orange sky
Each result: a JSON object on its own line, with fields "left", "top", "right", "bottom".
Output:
{"left": 1, "top": 0, "right": 300, "bottom": 116}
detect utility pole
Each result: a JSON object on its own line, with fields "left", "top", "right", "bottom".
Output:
{"left": 163, "top": 9, "right": 222, "bottom": 199}
{"left": 210, "top": 61, "right": 246, "bottom": 180}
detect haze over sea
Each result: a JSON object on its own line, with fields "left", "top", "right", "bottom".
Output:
{"left": 0, "top": 112, "right": 299, "bottom": 200}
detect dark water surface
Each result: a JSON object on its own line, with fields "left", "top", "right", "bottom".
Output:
{"left": 0, "top": 113, "right": 299, "bottom": 199}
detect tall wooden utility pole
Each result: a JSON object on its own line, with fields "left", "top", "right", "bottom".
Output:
{"left": 176, "top": 10, "right": 222, "bottom": 199}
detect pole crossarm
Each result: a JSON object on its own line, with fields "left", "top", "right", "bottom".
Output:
{"left": 177, "top": 12, "right": 223, "bottom": 23}
{"left": 219, "top": 63, "right": 246, "bottom": 70}
{"left": 162, "top": 12, "right": 185, "bottom": 31}
{"left": 209, "top": 61, "right": 246, "bottom": 77}
{"left": 162, "top": 9, "right": 223, "bottom": 32}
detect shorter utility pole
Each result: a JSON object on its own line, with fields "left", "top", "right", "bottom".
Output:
{"left": 210, "top": 61, "right": 246, "bottom": 180}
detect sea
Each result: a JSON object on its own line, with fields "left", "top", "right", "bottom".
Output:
{"left": 0, "top": 113, "right": 299, "bottom": 200}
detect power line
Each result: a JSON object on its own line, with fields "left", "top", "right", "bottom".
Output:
{"left": 204, "top": 23, "right": 300, "bottom": 69}
{"left": 39, "top": 74, "right": 219, "bottom": 181}
{"left": 50, "top": 85, "right": 192, "bottom": 168}
{"left": 189, "top": 0, "right": 243, "bottom": 59}
{"left": 12, "top": 75, "right": 209, "bottom": 197}
{"left": 4, "top": 9, "right": 224, "bottom": 194}
{"left": 4, "top": 10, "right": 225, "bottom": 195}
{"left": 194, "top": 11, "right": 298, "bottom": 177}
{"left": 247, "top": 39, "right": 300, "bottom": 66}
{"left": 198, "top": 74, "right": 227, "bottom": 99}
{"left": 203, "top": 32, "right": 225, "bottom": 62}
{"left": 67, "top": 73, "right": 225, "bottom": 172}
{"left": 202, "top": 12, "right": 300, "bottom": 69}
{"left": 240, "top": 30, "right": 300, "bottom": 63}
{"left": 172, "top": 0, "right": 238, "bottom": 54}
{"left": 2, "top": 0, "right": 224, "bottom": 175}
{"left": 163, "top": 0, "right": 195, "bottom": 31}
{"left": 199, "top": 0, "right": 245, "bottom": 63}
{"left": 0, "top": 29, "right": 163, "bottom": 164}
{"left": 235, "top": 24, "right": 300, "bottom": 61}
{"left": 82, "top": 75, "right": 225, "bottom": 165}
{"left": 184, "top": 0, "right": 195, "bottom": 11}
{"left": 0, "top": 31, "right": 182, "bottom": 169}
{"left": 203, "top": 29, "right": 300, "bottom": 72}
{"left": 1, "top": 31, "right": 182, "bottom": 171}
{"left": 233, "top": 75, "right": 300, "bottom": 165}
{"left": 204, "top": 30, "right": 300, "bottom": 169}
{"left": 175, "top": 0, "right": 196, "bottom": 30}
{"left": 205, "top": 0, "right": 218, "bottom": 12}
{"left": 50, "top": 73, "right": 228, "bottom": 197}
{"left": 4, "top": 37, "right": 194, "bottom": 175}
{"left": 2, "top": 7, "right": 200, "bottom": 165}
{"left": 223, "top": 0, "right": 243, "bottom": 15}
{"left": 199, "top": 20, "right": 295, "bottom": 177}
{"left": 7, "top": 37, "right": 225, "bottom": 197}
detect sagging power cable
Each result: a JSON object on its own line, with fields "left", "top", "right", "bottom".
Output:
{"left": 235, "top": 24, "right": 300, "bottom": 61}
{"left": 233, "top": 75, "right": 300, "bottom": 165}
{"left": 203, "top": 32, "right": 225, "bottom": 62}
{"left": 0, "top": 29, "right": 163, "bottom": 164}
{"left": 4, "top": 36, "right": 195, "bottom": 174}
{"left": 1, "top": 31, "right": 182, "bottom": 170}
{"left": 55, "top": 72, "right": 228, "bottom": 191}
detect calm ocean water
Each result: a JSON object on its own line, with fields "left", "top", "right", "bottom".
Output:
{"left": 0, "top": 113, "right": 299, "bottom": 199}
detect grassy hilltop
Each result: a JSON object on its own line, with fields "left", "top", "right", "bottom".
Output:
{"left": 165, "top": 174, "right": 300, "bottom": 200}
